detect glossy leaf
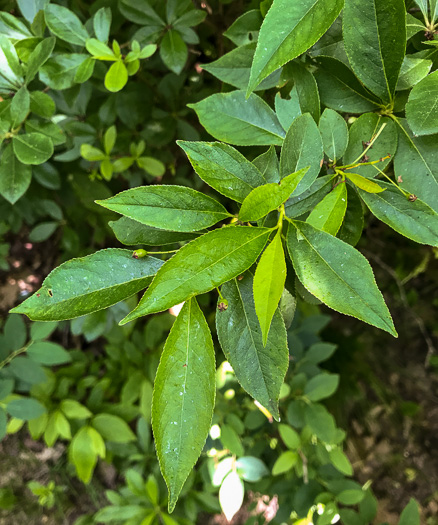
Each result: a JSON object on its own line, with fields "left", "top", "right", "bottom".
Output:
{"left": 44, "top": 4, "right": 89, "bottom": 45}
{"left": 358, "top": 181, "right": 438, "bottom": 246}
{"left": 120, "top": 226, "right": 271, "bottom": 323}
{"left": 178, "top": 140, "right": 266, "bottom": 203}
{"left": 406, "top": 71, "right": 438, "bottom": 136}
{"left": 247, "top": 0, "right": 343, "bottom": 93}
{"left": 338, "top": 185, "right": 364, "bottom": 246}
{"left": 280, "top": 114, "right": 323, "bottom": 195}
{"left": 287, "top": 220, "right": 397, "bottom": 336}
{"left": 396, "top": 56, "right": 433, "bottom": 91}
{"left": 105, "top": 60, "right": 128, "bottom": 92}
{"left": 346, "top": 173, "right": 385, "bottom": 193}
{"left": 254, "top": 231, "right": 286, "bottom": 345}
{"left": 239, "top": 168, "right": 309, "bottom": 222}
{"left": 152, "top": 299, "right": 215, "bottom": 512}
{"left": 275, "top": 87, "right": 302, "bottom": 132}
{"left": 319, "top": 109, "right": 349, "bottom": 162}
{"left": 10, "top": 85, "right": 30, "bottom": 126}
{"left": 306, "top": 182, "right": 347, "bottom": 235}
{"left": 343, "top": 0, "right": 406, "bottom": 102}
{"left": 223, "top": 10, "right": 262, "bottom": 46}
{"left": 10, "top": 249, "right": 163, "bottom": 321}
{"left": 188, "top": 91, "right": 285, "bottom": 146}
{"left": 96, "top": 185, "right": 231, "bottom": 232}
{"left": 160, "top": 29, "right": 187, "bottom": 75}
{"left": 216, "top": 273, "right": 288, "bottom": 420}
{"left": 12, "top": 133, "right": 53, "bottom": 165}
{"left": 0, "top": 35, "right": 24, "bottom": 90}
{"left": 285, "top": 175, "right": 333, "bottom": 219}
{"left": 0, "top": 144, "right": 31, "bottom": 204}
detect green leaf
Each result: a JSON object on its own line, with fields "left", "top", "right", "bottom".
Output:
{"left": 96, "top": 185, "right": 231, "bottom": 232}
{"left": 188, "top": 91, "right": 285, "bottom": 146}
{"left": 278, "top": 424, "right": 300, "bottom": 449}
{"left": 305, "top": 342, "right": 337, "bottom": 364}
{"left": 17, "top": 0, "right": 49, "bottom": 24}
{"left": 396, "top": 56, "right": 433, "bottom": 91}
{"left": 160, "top": 29, "right": 187, "bottom": 75}
{"left": 304, "top": 373, "right": 340, "bottom": 401}
{"left": 136, "top": 156, "right": 165, "bottom": 177}
{"left": 306, "top": 182, "right": 347, "bottom": 235}
{"left": 342, "top": 114, "right": 398, "bottom": 178}
{"left": 69, "top": 426, "right": 105, "bottom": 484}
{"left": 74, "top": 57, "right": 95, "bottom": 83}
{"left": 219, "top": 471, "right": 244, "bottom": 522}
{"left": 9, "top": 356, "right": 46, "bottom": 386}
{"left": 235, "top": 456, "right": 269, "bottom": 482}
{"left": 253, "top": 145, "right": 280, "bottom": 183}
{"left": 253, "top": 231, "right": 286, "bottom": 346}
{"left": 220, "top": 424, "right": 244, "bottom": 456}
{"left": 10, "top": 249, "right": 163, "bottom": 321}
{"left": 358, "top": 181, "right": 438, "bottom": 246}
{"left": 346, "top": 173, "right": 385, "bottom": 193}
{"left": 25, "top": 37, "right": 56, "bottom": 84}
{"left": 329, "top": 448, "right": 353, "bottom": 476}
{"left": 399, "top": 499, "right": 420, "bottom": 525}
{"left": 280, "top": 114, "right": 323, "bottom": 195}
{"left": 29, "top": 91, "right": 55, "bottom": 118}
{"left": 406, "top": 71, "right": 438, "bottom": 136}
{"left": 44, "top": 5, "right": 89, "bottom": 45}
{"left": 315, "top": 56, "right": 381, "bottom": 114}
{"left": 29, "top": 222, "right": 58, "bottom": 243}
{"left": 94, "top": 506, "right": 145, "bottom": 523}
{"left": 80, "top": 144, "right": 106, "bottom": 161}
{"left": 93, "top": 7, "right": 112, "bottom": 43}
{"left": 239, "top": 168, "right": 309, "bottom": 222}
{"left": 178, "top": 140, "right": 266, "bottom": 203}
{"left": 304, "top": 403, "right": 337, "bottom": 442}
{"left": 92, "top": 413, "right": 136, "bottom": 443}
{"left": 152, "top": 298, "right": 215, "bottom": 512}
{"left": 285, "top": 175, "right": 333, "bottom": 219}
{"left": 0, "top": 144, "right": 32, "bottom": 204}
{"left": 343, "top": 0, "right": 406, "bottom": 102}
{"left": 393, "top": 118, "right": 438, "bottom": 212}
{"left": 109, "top": 216, "right": 196, "bottom": 246}
{"left": 85, "top": 38, "right": 115, "bottom": 60}
{"left": 286, "top": 220, "right": 397, "bottom": 336}
{"left": 27, "top": 341, "right": 71, "bottom": 365}
{"left": 119, "top": 0, "right": 165, "bottom": 26}
{"left": 0, "top": 34, "right": 24, "bottom": 89}
{"left": 120, "top": 226, "right": 271, "bottom": 323}
{"left": 103, "top": 126, "right": 116, "bottom": 155}
{"left": 6, "top": 398, "right": 46, "bottom": 421}
{"left": 275, "top": 87, "right": 302, "bottom": 132}
{"left": 272, "top": 450, "right": 298, "bottom": 475}
{"left": 216, "top": 273, "right": 288, "bottom": 420}
{"left": 202, "top": 43, "right": 281, "bottom": 91}
{"left": 223, "top": 10, "right": 262, "bottom": 46}
{"left": 12, "top": 132, "right": 54, "bottom": 165}
{"left": 10, "top": 86, "right": 30, "bottom": 126}
{"left": 25, "top": 120, "right": 65, "bottom": 146}
{"left": 319, "top": 109, "right": 349, "bottom": 162}
{"left": 30, "top": 321, "right": 58, "bottom": 340}
{"left": 60, "top": 399, "right": 92, "bottom": 420}
{"left": 287, "top": 61, "right": 320, "bottom": 122}
{"left": 40, "top": 53, "right": 86, "bottom": 90}
{"left": 247, "top": 0, "right": 343, "bottom": 93}
{"left": 104, "top": 60, "right": 128, "bottom": 92}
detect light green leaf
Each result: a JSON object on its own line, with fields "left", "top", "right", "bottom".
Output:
{"left": 254, "top": 231, "right": 286, "bottom": 346}
{"left": 6, "top": 398, "right": 46, "bottom": 421}
{"left": 278, "top": 424, "right": 300, "bottom": 450}
{"left": 93, "top": 7, "right": 112, "bottom": 43}
{"left": 60, "top": 399, "right": 92, "bottom": 420}
{"left": 399, "top": 499, "right": 420, "bottom": 525}
{"left": 406, "top": 70, "right": 438, "bottom": 136}
{"left": 358, "top": 181, "right": 438, "bottom": 246}
{"left": 80, "top": 144, "right": 106, "bottom": 161}
{"left": 188, "top": 91, "right": 285, "bottom": 146}
{"left": 12, "top": 132, "right": 53, "bottom": 165}
{"left": 96, "top": 185, "right": 231, "bottom": 232}
{"left": 160, "top": 29, "right": 187, "bottom": 75}
{"left": 306, "top": 182, "right": 347, "bottom": 235}
{"left": 109, "top": 216, "right": 196, "bottom": 246}
{"left": 85, "top": 38, "right": 116, "bottom": 60}
{"left": 304, "top": 373, "right": 340, "bottom": 401}
{"left": 287, "top": 220, "right": 397, "bottom": 336}
{"left": 343, "top": 0, "right": 406, "bottom": 102}
{"left": 136, "top": 156, "right": 165, "bottom": 177}
{"left": 94, "top": 505, "right": 144, "bottom": 523}
{"left": 329, "top": 448, "right": 353, "bottom": 476}
{"left": 272, "top": 451, "right": 298, "bottom": 475}
{"left": 178, "top": 140, "right": 266, "bottom": 203}
{"left": 27, "top": 341, "right": 71, "bottom": 365}
{"left": 247, "top": 0, "right": 343, "bottom": 93}
{"left": 287, "top": 61, "right": 320, "bottom": 122}
{"left": 221, "top": 424, "right": 244, "bottom": 456}
{"left": 120, "top": 226, "right": 271, "bottom": 323}
{"left": 319, "top": 108, "right": 349, "bottom": 162}
{"left": 396, "top": 56, "right": 433, "bottom": 91}
{"left": 346, "top": 173, "right": 385, "bottom": 193}
{"left": 92, "top": 413, "right": 136, "bottom": 443}
{"left": 29, "top": 91, "right": 55, "bottom": 118}
{"left": 304, "top": 403, "right": 337, "bottom": 443}
{"left": 25, "top": 37, "right": 56, "bottom": 84}
{"left": 10, "top": 85, "right": 30, "bottom": 126}
{"left": 280, "top": 113, "right": 323, "bottom": 195}
{"left": 0, "top": 144, "right": 31, "bottom": 204}
{"left": 219, "top": 471, "right": 244, "bottom": 522}
{"left": 104, "top": 125, "right": 116, "bottom": 155}
{"left": 10, "top": 249, "right": 163, "bottom": 321}
{"left": 239, "top": 168, "right": 309, "bottom": 222}
{"left": 216, "top": 273, "right": 288, "bottom": 420}
{"left": 152, "top": 298, "right": 215, "bottom": 512}
{"left": 0, "top": 13, "right": 32, "bottom": 41}
{"left": 45, "top": 4, "right": 89, "bottom": 45}
{"left": 104, "top": 60, "right": 128, "bottom": 92}
{"left": 69, "top": 426, "right": 105, "bottom": 483}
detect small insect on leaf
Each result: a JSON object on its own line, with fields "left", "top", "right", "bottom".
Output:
{"left": 218, "top": 299, "right": 229, "bottom": 312}
{"left": 132, "top": 249, "right": 148, "bottom": 259}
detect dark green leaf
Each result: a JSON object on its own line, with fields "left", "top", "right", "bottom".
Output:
{"left": 275, "top": 87, "right": 302, "bottom": 132}
{"left": 160, "top": 30, "right": 187, "bottom": 75}
{"left": 319, "top": 109, "right": 349, "bottom": 162}
{"left": 0, "top": 144, "right": 32, "bottom": 204}
{"left": 337, "top": 185, "right": 364, "bottom": 246}
{"left": 120, "top": 226, "right": 271, "bottom": 323}
{"left": 10, "top": 249, "right": 163, "bottom": 321}
{"left": 27, "top": 341, "right": 71, "bottom": 365}
{"left": 253, "top": 146, "right": 280, "bottom": 183}
{"left": 10, "top": 86, "right": 30, "bottom": 126}
{"left": 406, "top": 71, "right": 438, "bottom": 136}
{"left": 8, "top": 356, "right": 47, "bottom": 385}
{"left": 119, "top": 0, "right": 165, "bottom": 26}
{"left": 25, "top": 37, "right": 56, "bottom": 84}
{"left": 29, "top": 222, "right": 58, "bottom": 243}
{"left": 96, "top": 185, "right": 231, "bottom": 232}
{"left": 74, "top": 57, "right": 95, "bottom": 83}
{"left": 223, "top": 10, "right": 262, "bottom": 46}
{"left": 304, "top": 373, "right": 339, "bottom": 401}
{"left": 39, "top": 54, "right": 86, "bottom": 90}
{"left": 45, "top": 4, "right": 88, "bottom": 45}
{"left": 287, "top": 61, "right": 320, "bottom": 122}
{"left": 396, "top": 56, "right": 433, "bottom": 91}
{"left": 29, "top": 91, "right": 55, "bottom": 118}
{"left": 6, "top": 398, "right": 46, "bottom": 420}
{"left": 285, "top": 175, "right": 333, "bottom": 219}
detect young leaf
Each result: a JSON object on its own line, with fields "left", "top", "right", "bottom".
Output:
{"left": 12, "top": 133, "right": 54, "bottom": 165}
{"left": 279, "top": 114, "right": 323, "bottom": 195}
{"left": 286, "top": 220, "right": 397, "bottom": 336}
{"left": 239, "top": 167, "right": 309, "bottom": 222}
{"left": 44, "top": 4, "right": 89, "bottom": 45}
{"left": 177, "top": 141, "right": 266, "bottom": 202}
{"left": 358, "top": 181, "right": 438, "bottom": 246}
{"left": 247, "top": 0, "right": 343, "bottom": 94}
{"left": 10, "top": 249, "right": 163, "bottom": 321}
{"left": 152, "top": 298, "right": 215, "bottom": 512}
{"left": 338, "top": 185, "right": 364, "bottom": 246}
{"left": 306, "top": 182, "right": 347, "bottom": 235}
{"left": 406, "top": 71, "right": 438, "bottom": 136}
{"left": 216, "top": 273, "right": 288, "bottom": 420}
{"left": 92, "top": 414, "right": 136, "bottom": 443}
{"left": 105, "top": 60, "right": 128, "bottom": 92}
{"left": 188, "top": 91, "right": 285, "bottom": 146}
{"left": 69, "top": 426, "right": 105, "bottom": 484}
{"left": 346, "top": 173, "right": 385, "bottom": 193}
{"left": 319, "top": 109, "right": 349, "bottom": 162}
{"left": 160, "top": 29, "right": 188, "bottom": 75}
{"left": 85, "top": 38, "right": 116, "bottom": 60}
{"left": 96, "top": 185, "right": 232, "bottom": 232}
{"left": 120, "top": 226, "right": 271, "bottom": 323}
{"left": 343, "top": 0, "right": 406, "bottom": 102}
{"left": 254, "top": 231, "right": 286, "bottom": 346}
{"left": 0, "top": 143, "right": 31, "bottom": 204}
